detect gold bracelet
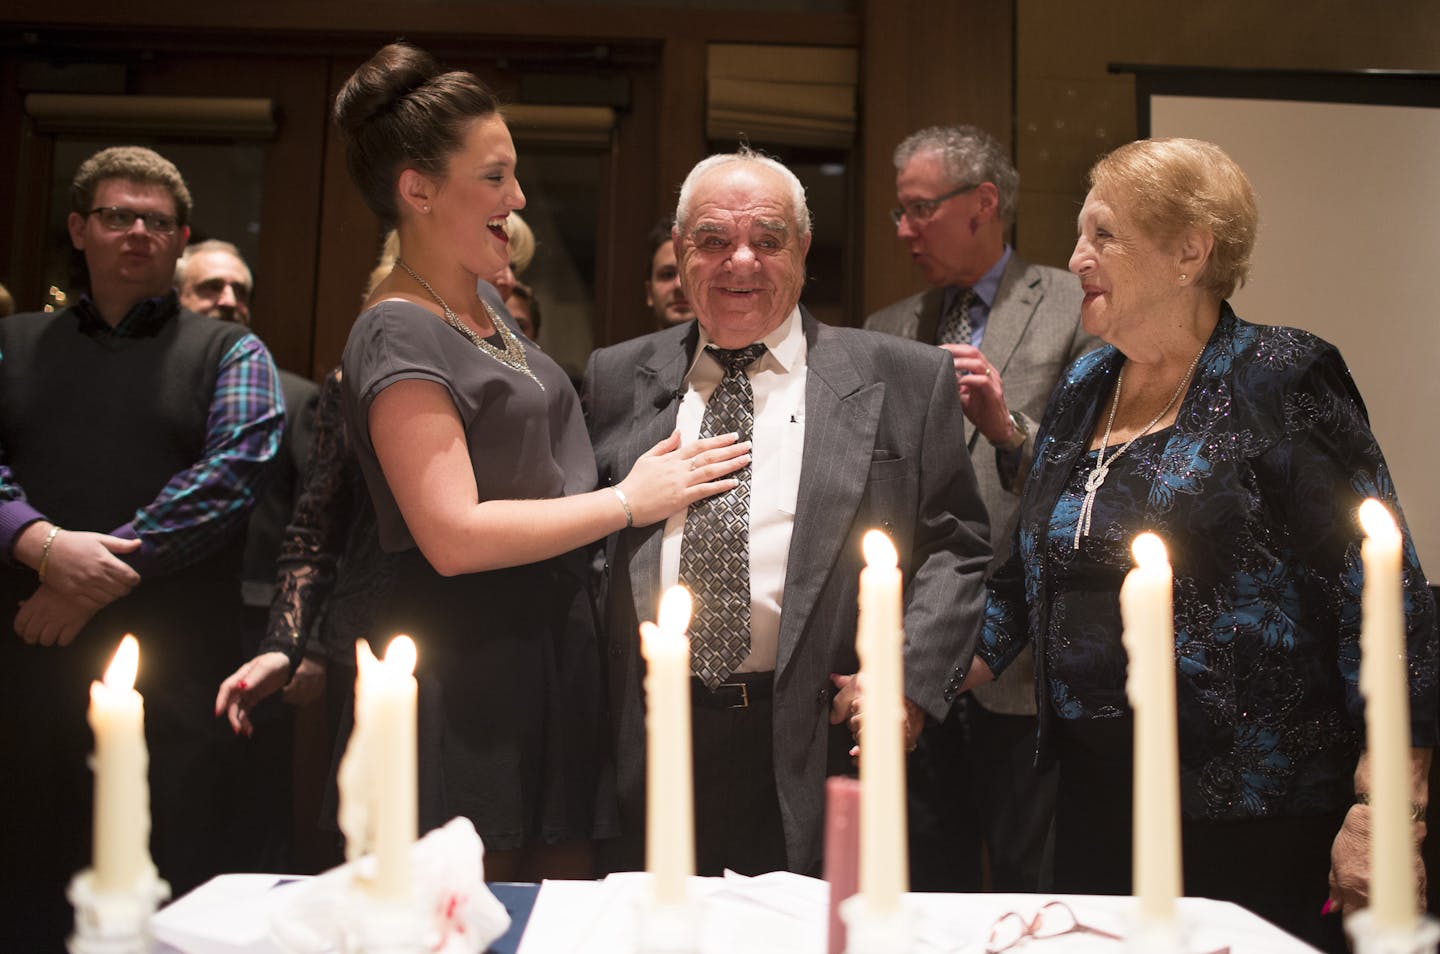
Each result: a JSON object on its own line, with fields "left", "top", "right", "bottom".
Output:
{"left": 610, "top": 486, "right": 634, "bottom": 528}
{"left": 1355, "top": 791, "right": 1426, "bottom": 822}
{"left": 37, "top": 525, "right": 61, "bottom": 582}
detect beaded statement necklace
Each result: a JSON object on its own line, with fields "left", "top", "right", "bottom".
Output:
{"left": 394, "top": 258, "right": 543, "bottom": 391}
{"left": 1073, "top": 348, "right": 1203, "bottom": 549}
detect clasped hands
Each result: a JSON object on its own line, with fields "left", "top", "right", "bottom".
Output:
{"left": 830, "top": 671, "right": 925, "bottom": 760}
{"left": 1328, "top": 798, "right": 1428, "bottom": 916}
{"left": 1326, "top": 749, "right": 1431, "bottom": 916}
{"left": 13, "top": 524, "right": 141, "bottom": 647}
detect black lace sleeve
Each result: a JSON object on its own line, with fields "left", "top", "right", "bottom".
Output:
{"left": 258, "top": 368, "right": 355, "bottom": 663}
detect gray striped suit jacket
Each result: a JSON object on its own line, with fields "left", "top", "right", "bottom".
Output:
{"left": 865, "top": 253, "right": 1098, "bottom": 715}
{"left": 583, "top": 309, "right": 992, "bottom": 874}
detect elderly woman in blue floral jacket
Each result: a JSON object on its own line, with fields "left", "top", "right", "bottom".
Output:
{"left": 961, "top": 138, "right": 1435, "bottom": 952}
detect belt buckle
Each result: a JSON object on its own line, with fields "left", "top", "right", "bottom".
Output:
{"left": 720, "top": 681, "right": 749, "bottom": 709}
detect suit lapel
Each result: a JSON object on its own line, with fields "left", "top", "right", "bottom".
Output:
{"left": 968, "top": 256, "right": 1044, "bottom": 447}
{"left": 775, "top": 314, "right": 883, "bottom": 678}
{"left": 626, "top": 325, "right": 698, "bottom": 629}
{"left": 982, "top": 256, "right": 1043, "bottom": 377}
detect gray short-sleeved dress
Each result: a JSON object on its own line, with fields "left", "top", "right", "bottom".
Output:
{"left": 340, "top": 294, "right": 616, "bottom": 850}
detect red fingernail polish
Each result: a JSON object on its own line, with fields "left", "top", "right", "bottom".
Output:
{"left": 1321, "top": 899, "right": 1337, "bottom": 915}
{"left": 237, "top": 680, "right": 247, "bottom": 690}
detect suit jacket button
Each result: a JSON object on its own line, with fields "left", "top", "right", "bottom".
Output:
{"left": 610, "top": 646, "right": 623, "bottom": 658}
{"left": 816, "top": 688, "right": 828, "bottom": 705}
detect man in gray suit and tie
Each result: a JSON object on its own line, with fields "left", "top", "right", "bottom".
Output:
{"left": 586, "top": 148, "right": 991, "bottom": 877}
{"left": 867, "top": 125, "right": 1099, "bottom": 892}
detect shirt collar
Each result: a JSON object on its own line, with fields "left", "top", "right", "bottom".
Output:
{"left": 693, "top": 305, "right": 805, "bottom": 375}
{"left": 944, "top": 244, "right": 1012, "bottom": 314}
{"left": 973, "top": 245, "right": 1012, "bottom": 309}
{"left": 74, "top": 289, "right": 180, "bottom": 339}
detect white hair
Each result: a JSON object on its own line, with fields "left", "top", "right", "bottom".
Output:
{"left": 674, "top": 147, "right": 811, "bottom": 236}
{"left": 175, "top": 238, "right": 252, "bottom": 288}
{"left": 894, "top": 125, "right": 1020, "bottom": 226}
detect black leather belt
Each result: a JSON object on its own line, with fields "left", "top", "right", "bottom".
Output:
{"left": 690, "top": 672, "right": 774, "bottom": 709}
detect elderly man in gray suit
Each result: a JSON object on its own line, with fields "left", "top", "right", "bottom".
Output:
{"left": 585, "top": 148, "right": 991, "bottom": 877}
{"left": 866, "top": 124, "right": 1099, "bottom": 892}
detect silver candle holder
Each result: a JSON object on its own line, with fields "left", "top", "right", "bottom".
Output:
{"left": 67, "top": 867, "right": 170, "bottom": 954}
{"left": 1346, "top": 910, "right": 1440, "bottom": 954}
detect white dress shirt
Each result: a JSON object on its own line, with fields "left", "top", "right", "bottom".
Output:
{"left": 661, "top": 307, "right": 807, "bottom": 673}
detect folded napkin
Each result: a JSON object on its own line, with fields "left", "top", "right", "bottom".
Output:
{"left": 271, "top": 817, "right": 510, "bottom": 954}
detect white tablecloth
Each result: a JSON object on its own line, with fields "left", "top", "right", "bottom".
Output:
{"left": 516, "top": 872, "right": 1320, "bottom": 954}
{"left": 151, "top": 870, "right": 1320, "bottom": 953}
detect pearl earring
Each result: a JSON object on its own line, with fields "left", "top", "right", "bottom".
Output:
{"left": 1179, "top": 273, "right": 1187, "bottom": 282}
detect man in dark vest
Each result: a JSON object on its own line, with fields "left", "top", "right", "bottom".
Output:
{"left": 0, "top": 146, "right": 284, "bottom": 952}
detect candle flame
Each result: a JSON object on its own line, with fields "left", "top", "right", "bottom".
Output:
{"left": 103, "top": 634, "right": 139, "bottom": 691}
{"left": 657, "top": 586, "right": 693, "bottom": 635}
{"left": 862, "top": 529, "right": 898, "bottom": 569}
{"left": 1131, "top": 532, "right": 1169, "bottom": 570}
{"left": 384, "top": 634, "right": 417, "bottom": 675}
{"left": 1359, "top": 498, "right": 1399, "bottom": 544}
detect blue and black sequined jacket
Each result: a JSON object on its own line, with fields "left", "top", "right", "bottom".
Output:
{"left": 979, "top": 305, "right": 1437, "bottom": 821}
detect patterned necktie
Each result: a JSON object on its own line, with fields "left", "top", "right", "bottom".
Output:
{"left": 938, "top": 288, "right": 978, "bottom": 345}
{"left": 680, "top": 343, "right": 767, "bottom": 689}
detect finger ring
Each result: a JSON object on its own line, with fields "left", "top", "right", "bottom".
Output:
{"left": 983, "top": 366, "right": 992, "bottom": 377}
{"left": 689, "top": 459, "right": 697, "bottom": 471}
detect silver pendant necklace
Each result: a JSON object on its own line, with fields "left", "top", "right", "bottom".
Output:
{"left": 394, "top": 258, "right": 543, "bottom": 391}
{"left": 1073, "top": 347, "right": 1203, "bottom": 549}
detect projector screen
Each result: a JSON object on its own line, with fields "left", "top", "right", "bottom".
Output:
{"left": 1144, "top": 86, "right": 1440, "bottom": 572}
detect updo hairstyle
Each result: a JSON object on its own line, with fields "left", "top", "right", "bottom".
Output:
{"left": 334, "top": 42, "right": 500, "bottom": 227}
{"left": 1088, "top": 138, "right": 1258, "bottom": 300}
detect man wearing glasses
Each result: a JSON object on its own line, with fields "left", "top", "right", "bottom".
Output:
{"left": 0, "top": 145, "right": 283, "bottom": 950}
{"left": 866, "top": 125, "right": 1096, "bottom": 895}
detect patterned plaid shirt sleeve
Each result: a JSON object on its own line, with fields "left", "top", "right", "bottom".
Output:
{"left": 117, "top": 334, "right": 284, "bottom": 576}
{"left": 0, "top": 341, "right": 23, "bottom": 502}
{"left": 0, "top": 342, "right": 49, "bottom": 557}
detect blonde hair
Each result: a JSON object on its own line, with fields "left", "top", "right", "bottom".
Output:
{"left": 363, "top": 229, "right": 401, "bottom": 300}
{"left": 1088, "top": 138, "right": 1257, "bottom": 300}
{"left": 506, "top": 212, "right": 536, "bottom": 274}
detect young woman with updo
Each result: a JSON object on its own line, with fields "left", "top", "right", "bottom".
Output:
{"left": 297, "top": 42, "right": 745, "bottom": 880}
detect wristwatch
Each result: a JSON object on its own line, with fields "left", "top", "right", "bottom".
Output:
{"left": 988, "top": 410, "right": 1029, "bottom": 452}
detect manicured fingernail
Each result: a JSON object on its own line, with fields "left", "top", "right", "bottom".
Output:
{"left": 1321, "top": 899, "right": 1337, "bottom": 915}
